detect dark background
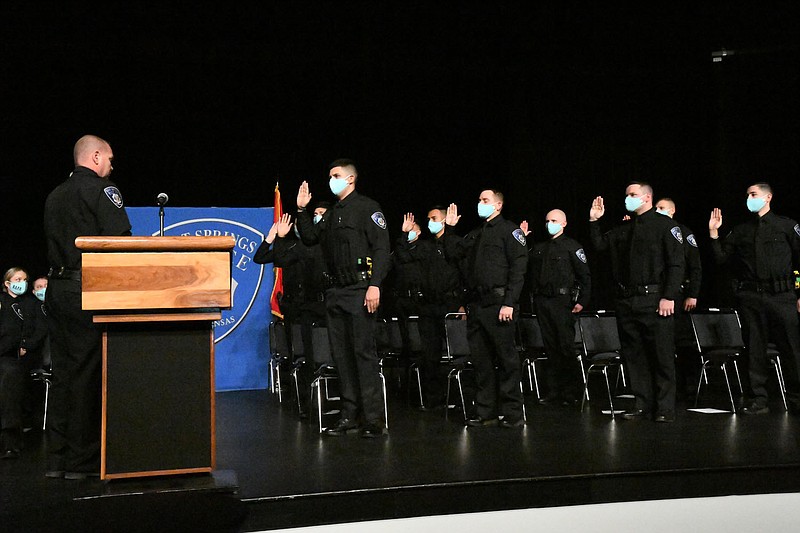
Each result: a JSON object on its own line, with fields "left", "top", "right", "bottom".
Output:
{"left": 1, "top": 3, "right": 798, "bottom": 308}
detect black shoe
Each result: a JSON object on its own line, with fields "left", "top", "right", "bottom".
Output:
{"left": 654, "top": 412, "right": 675, "bottom": 423}
{"left": 45, "top": 470, "right": 65, "bottom": 479}
{"left": 1, "top": 449, "right": 20, "bottom": 460}
{"left": 466, "top": 416, "right": 499, "bottom": 428}
{"left": 622, "top": 409, "right": 650, "bottom": 420}
{"left": 360, "top": 423, "right": 388, "bottom": 438}
{"left": 64, "top": 471, "right": 100, "bottom": 480}
{"left": 740, "top": 403, "right": 770, "bottom": 415}
{"left": 323, "top": 418, "right": 360, "bottom": 436}
{"left": 499, "top": 418, "right": 525, "bottom": 428}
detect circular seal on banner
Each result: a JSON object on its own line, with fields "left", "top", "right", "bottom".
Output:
{"left": 156, "top": 218, "right": 266, "bottom": 343}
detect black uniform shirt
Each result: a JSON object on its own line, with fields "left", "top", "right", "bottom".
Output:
{"left": 43, "top": 166, "right": 132, "bottom": 269}
{"left": 296, "top": 191, "right": 390, "bottom": 288}
{"left": 676, "top": 221, "right": 702, "bottom": 299}
{"left": 447, "top": 214, "right": 528, "bottom": 307}
{"left": 711, "top": 210, "right": 800, "bottom": 294}
{"left": 395, "top": 228, "right": 464, "bottom": 300}
{"left": 590, "top": 208, "right": 685, "bottom": 301}
{"left": 528, "top": 234, "right": 592, "bottom": 307}
{"left": 0, "top": 292, "right": 41, "bottom": 357}
{"left": 392, "top": 235, "right": 426, "bottom": 292}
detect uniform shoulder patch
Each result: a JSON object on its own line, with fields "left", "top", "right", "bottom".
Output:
{"left": 794, "top": 224, "right": 800, "bottom": 238}
{"left": 371, "top": 211, "right": 387, "bottom": 230}
{"left": 41, "top": 304, "right": 48, "bottom": 317}
{"left": 670, "top": 226, "right": 683, "bottom": 243}
{"left": 686, "top": 233, "right": 698, "bottom": 248}
{"left": 512, "top": 228, "right": 526, "bottom": 246}
{"left": 11, "top": 302, "right": 23, "bottom": 320}
{"left": 104, "top": 186, "right": 124, "bottom": 209}
{"left": 575, "top": 248, "right": 587, "bottom": 263}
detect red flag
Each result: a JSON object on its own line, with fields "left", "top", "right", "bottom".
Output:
{"left": 270, "top": 182, "right": 284, "bottom": 319}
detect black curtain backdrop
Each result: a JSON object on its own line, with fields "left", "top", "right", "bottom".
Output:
{"left": 1, "top": 3, "right": 798, "bottom": 308}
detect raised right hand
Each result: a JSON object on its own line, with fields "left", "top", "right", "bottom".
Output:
{"left": 589, "top": 196, "right": 605, "bottom": 221}
{"left": 297, "top": 181, "right": 312, "bottom": 209}
{"left": 402, "top": 213, "right": 415, "bottom": 233}
{"left": 709, "top": 208, "right": 722, "bottom": 236}
{"left": 446, "top": 203, "right": 461, "bottom": 226}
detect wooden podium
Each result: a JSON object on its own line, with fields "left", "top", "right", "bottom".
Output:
{"left": 76, "top": 236, "right": 234, "bottom": 480}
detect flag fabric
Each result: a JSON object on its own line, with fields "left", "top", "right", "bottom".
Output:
{"left": 270, "top": 182, "right": 284, "bottom": 319}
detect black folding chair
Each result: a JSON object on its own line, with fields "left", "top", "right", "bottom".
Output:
{"left": 443, "top": 313, "right": 472, "bottom": 420}
{"left": 517, "top": 314, "right": 547, "bottom": 398}
{"left": 578, "top": 313, "right": 625, "bottom": 419}
{"left": 689, "top": 309, "right": 744, "bottom": 413}
{"left": 268, "top": 321, "right": 291, "bottom": 402}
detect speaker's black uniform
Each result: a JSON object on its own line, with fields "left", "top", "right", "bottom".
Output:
{"left": 528, "top": 234, "right": 591, "bottom": 403}
{"left": 447, "top": 215, "right": 528, "bottom": 423}
{"left": 711, "top": 210, "right": 800, "bottom": 410}
{"left": 590, "top": 208, "right": 684, "bottom": 417}
{"left": 296, "top": 192, "right": 390, "bottom": 428}
{"left": 43, "top": 166, "right": 131, "bottom": 473}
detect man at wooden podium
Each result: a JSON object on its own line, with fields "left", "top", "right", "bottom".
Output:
{"left": 43, "top": 135, "right": 132, "bottom": 479}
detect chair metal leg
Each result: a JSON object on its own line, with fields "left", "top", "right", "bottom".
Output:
{"left": 721, "top": 363, "right": 736, "bottom": 413}
{"left": 42, "top": 379, "right": 51, "bottom": 431}
{"left": 456, "top": 370, "right": 468, "bottom": 421}
{"left": 694, "top": 364, "right": 705, "bottom": 408}
{"left": 578, "top": 355, "right": 589, "bottom": 401}
{"left": 531, "top": 359, "right": 542, "bottom": 399}
{"left": 700, "top": 355, "right": 709, "bottom": 384}
{"left": 380, "top": 371, "right": 389, "bottom": 429}
{"left": 773, "top": 358, "right": 788, "bottom": 411}
{"left": 519, "top": 381, "right": 527, "bottom": 421}
{"left": 603, "top": 367, "right": 615, "bottom": 420}
{"left": 732, "top": 359, "right": 743, "bottom": 394}
{"left": 292, "top": 367, "right": 303, "bottom": 416}
{"left": 312, "top": 378, "right": 324, "bottom": 433}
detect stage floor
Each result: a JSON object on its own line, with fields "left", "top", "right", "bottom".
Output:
{"left": 3, "top": 380, "right": 800, "bottom": 532}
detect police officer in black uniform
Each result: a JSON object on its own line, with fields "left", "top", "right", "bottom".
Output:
{"left": 43, "top": 135, "right": 131, "bottom": 478}
{"left": 709, "top": 182, "right": 800, "bottom": 414}
{"left": 397, "top": 208, "right": 465, "bottom": 409}
{"left": 392, "top": 216, "right": 425, "bottom": 365}
{"left": 589, "top": 182, "right": 684, "bottom": 422}
{"left": 445, "top": 190, "right": 528, "bottom": 428}
{"left": 256, "top": 207, "right": 330, "bottom": 418}
{"left": 527, "top": 209, "right": 591, "bottom": 406}
{"left": 295, "top": 159, "right": 390, "bottom": 437}
{"left": 654, "top": 198, "right": 702, "bottom": 397}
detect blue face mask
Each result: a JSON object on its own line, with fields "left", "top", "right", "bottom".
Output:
{"left": 407, "top": 230, "right": 418, "bottom": 242}
{"left": 34, "top": 287, "right": 46, "bottom": 301}
{"left": 329, "top": 177, "right": 349, "bottom": 196}
{"left": 747, "top": 196, "right": 767, "bottom": 213}
{"left": 625, "top": 196, "right": 644, "bottom": 212}
{"left": 7, "top": 280, "right": 27, "bottom": 296}
{"left": 477, "top": 202, "right": 496, "bottom": 219}
{"left": 546, "top": 222, "right": 563, "bottom": 236}
{"left": 655, "top": 208, "right": 670, "bottom": 216}
{"left": 313, "top": 214, "right": 323, "bottom": 224}
{"left": 428, "top": 220, "right": 444, "bottom": 235}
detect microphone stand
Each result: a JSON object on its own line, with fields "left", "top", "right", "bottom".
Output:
{"left": 159, "top": 204, "right": 165, "bottom": 236}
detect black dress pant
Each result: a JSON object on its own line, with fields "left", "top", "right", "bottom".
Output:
{"left": 45, "top": 278, "right": 102, "bottom": 472}
{"left": 325, "top": 286, "right": 384, "bottom": 425}
{"left": 616, "top": 294, "right": 676, "bottom": 415}
{"left": 534, "top": 295, "right": 580, "bottom": 401}
{"left": 466, "top": 303, "right": 523, "bottom": 421}
{"left": 418, "top": 298, "right": 461, "bottom": 406}
{"left": 0, "top": 356, "right": 25, "bottom": 451}
{"left": 737, "top": 290, "right": 800, "bottom": 405}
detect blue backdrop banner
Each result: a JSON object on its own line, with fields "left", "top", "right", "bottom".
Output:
{"left": 127, "top": 206, "right": 274, "bottom": 391}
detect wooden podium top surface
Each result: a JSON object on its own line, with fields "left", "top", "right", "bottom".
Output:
{"left": 76, "top": 236, "right": 235, "bottom": 252}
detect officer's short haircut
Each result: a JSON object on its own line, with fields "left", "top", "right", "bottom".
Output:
{"left": 627, "top": 181, "right": 653, "bottom": 196}
{"left": 657, "top": 197, "right": 676, "bottom": 209}
{"left": 428, "top": 205, "right": 447, "bottom": 217}
{"left": 491, "top": 190, "right": 504, "bottom": 203}
{"left": 329, "top": 159, "right": 358, "bottom": 182}
{"left": 314, "top": 201, "right": 331, "bottom": 211}
{"left": 751, "top": 182, "right": 773, "bottom": 195}
{"left": 73, "top": 135, "right": 110, "bottom": 165}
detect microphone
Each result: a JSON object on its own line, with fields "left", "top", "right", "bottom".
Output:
{"left": 156, "top": 193, "right": 169, "bottom": 206}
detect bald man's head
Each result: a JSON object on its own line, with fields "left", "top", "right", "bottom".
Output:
{"left": 545, "top": 208, "right": 567, "bottom": 237}
{"left": 73, "top": 135, "right": 114, "bottom": 178}
{"left": 545, "top": 209, "right": 567, "bottom": 224}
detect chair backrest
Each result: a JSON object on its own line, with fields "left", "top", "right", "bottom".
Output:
{"left": 689, "top": 309, "right": 744, "bottom": 351}
{"left": 517, "top": 314, "right": 545, "bottom": 353}
{"left": 444, "top": 313, "right": 470, "bottom": 359}
{"left": 269, "top": 321, "right": 291, "bottom": 358}
{"left": 577, "top": 315, "right": 621, "bottom": 355}
{"left": 310, "top": 325, "right": 334, "bottom": 367}
{"left": 291, "top": 323, "right": 305, "bottom": 358}
{"left": 376, "top": 318, "right": 404, "bottom": 356}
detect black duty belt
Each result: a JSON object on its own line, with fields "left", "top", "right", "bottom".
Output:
{"left": 323, "top": 271, "right": 370, "bottom": 288}
{"left": 396, "top": 289, "right": 424, "bottom": 299}
{"left": 536, "top": 287, "right": 570, "bottom": 297}
{"left": 617, "top": 283, "right": 660, "bottom": 298}
{"left": 736, "top": 279, "right": 794, "bottom": 294}
{"left": 48, "top": 267, "right": 81, "bottom": 281}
